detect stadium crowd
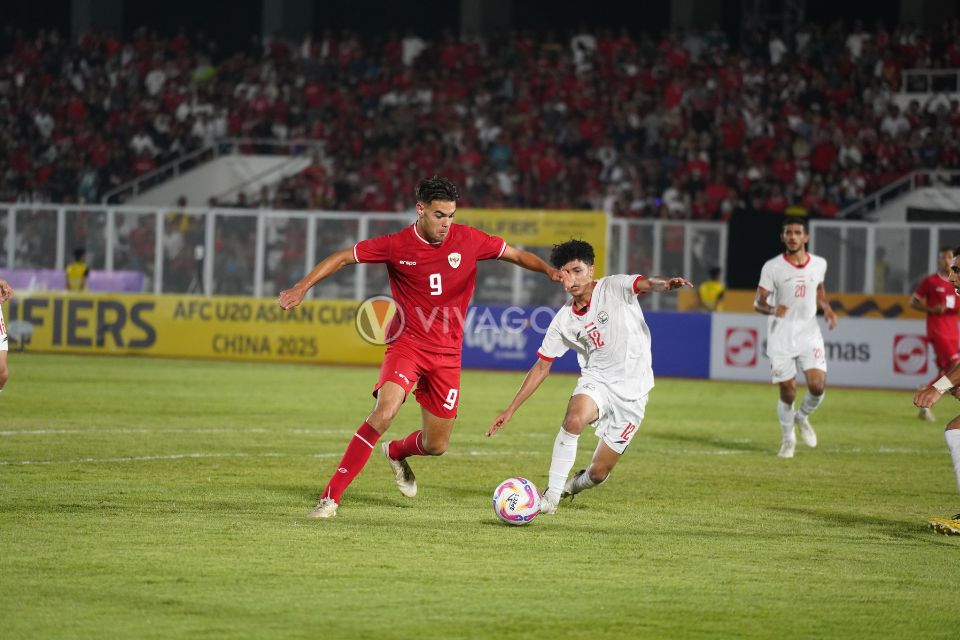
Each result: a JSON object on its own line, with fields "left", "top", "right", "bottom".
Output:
{"left": 2, "top": 20, "right": 960, "bottom": 219}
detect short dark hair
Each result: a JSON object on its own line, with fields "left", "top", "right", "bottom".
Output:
{"left": 939, "top": 246, "right": 954, "bottom": 254}
{"left": 783, "top": 217, "right": 808, "bottom": 232}
{"left": 416, "top": 176, "right": 459, "bottom": 203}
{"left": 550, "top": 239, "right": 595, "bottom": 268}
{"left": 709, "top": 267, "right": 722, "bottom": 279}
{"left": 74, "top": 247, "right": 86, "bottom": 261}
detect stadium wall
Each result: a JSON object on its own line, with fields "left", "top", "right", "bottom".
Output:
{"left": 2, "top": 294, "right": 934, "bottom": 390}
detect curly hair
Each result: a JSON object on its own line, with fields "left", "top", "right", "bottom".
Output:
{"left": 550, "top": 239, "right": 595, "bottom": 268}
{"left": 415, "top": 175, "right": 459, "bottom": 203}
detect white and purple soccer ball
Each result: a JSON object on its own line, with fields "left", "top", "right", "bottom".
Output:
{"left": 492, "top": 476, "right": 541, "bottom": 526}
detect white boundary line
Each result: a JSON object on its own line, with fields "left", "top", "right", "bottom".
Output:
{"left": 0, "top": 449, "right": 546, "bottom": 466}
{"left": 0, "top": 446, "right": 944, "bottom": 466}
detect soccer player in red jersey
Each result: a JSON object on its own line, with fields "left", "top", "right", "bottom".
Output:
{"left": 914, "top": 248, "right": 960, "bottom": 535}
{"left": 912, "top": 247, "right": 959, "bottom": 421}
{"left": 278, "top": 176, "right": 566, "bottom": 518}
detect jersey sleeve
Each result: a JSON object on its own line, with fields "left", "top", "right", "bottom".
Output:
{"left": 466, "top": 226, "right": 507, "bottom": 261}
{"left": 607, "top": 274, "right": 646, "bottom": 302}
{"left": 758, "top": 261, "right": 775, "bottom": 292}
{"left": 913, "top": 275, "right": 930, "bottom": 301}
{"left": 536, "top": 313, "right": 569, "bottom": 361}
{"left": 354, "top": 233, "right": 392, "bottom": 264}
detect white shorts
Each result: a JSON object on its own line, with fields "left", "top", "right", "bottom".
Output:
{"left": 0, "top": 305, "right": 6, "bottom": 352}
{"left": 572, "top": 377, "right": 647, "bottom": 455}
{"left": 767, "top": 333, "right": 826, "bottom": 383}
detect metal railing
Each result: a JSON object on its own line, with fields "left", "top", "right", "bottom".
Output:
{"left": 101, "top": 138, "right": 327, "bottom": 205}
{"left": 838, "top": 169, "right": 960, "bottom": 220}
{"left": 811, "top": 219, "right": 960, "bottom": 295}
{"left": 0, "top": 204, "right": 726, "bottom": 307}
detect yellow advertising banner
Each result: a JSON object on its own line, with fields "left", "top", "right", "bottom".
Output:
{"left": 676, "top": 289, "right": 925, "bottom": 319}
{"left": 3, "top": 293, "right": 386, "bottom": 364}
{"left": 458, "top": 208, "right": 607, "bottom": 276}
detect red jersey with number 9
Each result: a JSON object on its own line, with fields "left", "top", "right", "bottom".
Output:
{"left": 354, "top": 223, "right": 506, "bottom": 354}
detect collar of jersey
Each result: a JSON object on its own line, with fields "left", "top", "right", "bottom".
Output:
{"left": 781, "top": 252, "right": 811, "bottom": 269}
{"left": 412, "top": 222, "right": 447, "bottom": 246}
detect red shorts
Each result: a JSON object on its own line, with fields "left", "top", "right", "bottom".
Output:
{"left": 929, "top": 332, "right": 960, "bottom": 373}
{"left": 373, "top": 342, "right": 462, "bottom": 419}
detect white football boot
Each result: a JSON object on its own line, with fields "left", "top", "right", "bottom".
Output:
{"left": 795, "top": 414, "right": 818, "bottom": 447}
{"left": 308, "top": 497, "right": 338, "bottom": 519}
{"left": 381, "top": 441, "right": 417, "bottom": 497}
{"left": 777, "top": 436, "right": 796, "bottom": 459}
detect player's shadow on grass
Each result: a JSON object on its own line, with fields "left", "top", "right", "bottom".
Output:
{"left": 770, "top": 506, "right": 949, "bottom": 542}
{"left": 647, "top": 431, "right": 768, "bottom": 453}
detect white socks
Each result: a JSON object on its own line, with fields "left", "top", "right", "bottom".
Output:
{"left": 798, "top": 392, "right": 824, "bottom": 418}
{"left": 546, "top": 428, "right": 579, "bottom": 500}
{"left": 946, "top": 429, "right": 960, "bottom": 493}
{"left": 777, "top": 400, "right": 795, "bottom": 439}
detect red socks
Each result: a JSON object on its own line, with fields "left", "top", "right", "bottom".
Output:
{"left": 388, "top": 430, "right": 425, "bottom": 461}
{"left": 321, "top": 422, "right": 381, "bottom": 504}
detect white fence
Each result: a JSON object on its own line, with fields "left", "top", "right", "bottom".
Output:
{"left": 810, "top": 220, "right": 960, "bottom": 295}
{"left": 0, "top": 204, "right": 727, "bottom": 308}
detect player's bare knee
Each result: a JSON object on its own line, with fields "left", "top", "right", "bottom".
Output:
{"left": 779, "top": 387, "right": 796, "bottom": 404}
{"left": 560, "top": 419, "right": 588, "bottom": 435}
{"left": 947, "top": 417, "right": 960, "bottom": 430}
{"left": 367, "top": 405, "right": 401, "bottom": 432}
{"left": 808, "top": 383, "right": 825, "bottom": 396}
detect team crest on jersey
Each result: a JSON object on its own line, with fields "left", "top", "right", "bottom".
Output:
{"left": 597, "top": 311, "right": 609, "bottom": 325}
{"left": 447, "top": 252, "right": 461, "bottom": 269}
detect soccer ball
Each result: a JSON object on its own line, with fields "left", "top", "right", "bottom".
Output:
{"left": 492, "top": 477, "right": 541, "bottom": 525}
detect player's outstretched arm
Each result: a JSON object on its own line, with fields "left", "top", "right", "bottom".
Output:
{"left": 499, "top": 245, "right": 568, "bottom": 286}
{"left": 487, "top": 358, "right": 553, "bottom": 437}
{"left": 636, "top": 276, "right": 693, "bottom": 293}
{"left": 915, "top": 361, "right": 960, "bottom": 409}
{"left": 278, "top": 248, "right": 356, "bottom": 310}
{"left": 0, "top": 279, "right": 13, "bottom": 303}
{"left": 817, "top": 283, "right": 838, "bottom": 330}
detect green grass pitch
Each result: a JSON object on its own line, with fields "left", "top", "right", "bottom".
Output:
{"left": 1, "top": 353, "right": 956, "bottom": 639}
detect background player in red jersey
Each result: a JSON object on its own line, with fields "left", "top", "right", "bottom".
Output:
{"left": 914, "top": 248, "right": 960, "bottom": 535}
{"left": 278, "top": 175, "right": 566, "bottom": 518}
{"left": 912, "top": 247, "right": 959, "bottom": 421}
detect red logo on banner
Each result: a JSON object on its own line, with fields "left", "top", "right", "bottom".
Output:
{"left": 725, "top": 328, "right": 758, "bottom": 367}
{"left": 893, "top": 334, "right": 928, "bottom": 375}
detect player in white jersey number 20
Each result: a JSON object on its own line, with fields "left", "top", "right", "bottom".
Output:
{"left": 486, "top": 239, "right": 692, "bottom": 515}
{"left": 754, "top": 218, "right": 838, "bottom": 459}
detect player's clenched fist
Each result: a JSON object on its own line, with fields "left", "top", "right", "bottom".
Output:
{"left": 278, "top": 287, "right": 305, "bottom": 310}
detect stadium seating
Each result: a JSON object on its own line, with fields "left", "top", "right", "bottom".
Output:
{"left": 1, "top": 23, "right": 959, "bottom": 218}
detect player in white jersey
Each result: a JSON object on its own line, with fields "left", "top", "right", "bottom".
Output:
{"left": 0, "top": 278, "right": 13, "bottom": 393}
{"left": 754, "top": 218, "right": 838, "bottom": 459}
{"left": 487, "top": 240, "right": 691, "bottom": 514}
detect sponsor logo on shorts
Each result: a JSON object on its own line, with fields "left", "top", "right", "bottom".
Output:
{"left": 893, "top": 334, "right": 928, "bottom": 375}
{"left": 355, "top": 295, "right": 405, "bottom": 345}
{"left": 725, "top": 327, "right": 758, "bottom": 367}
